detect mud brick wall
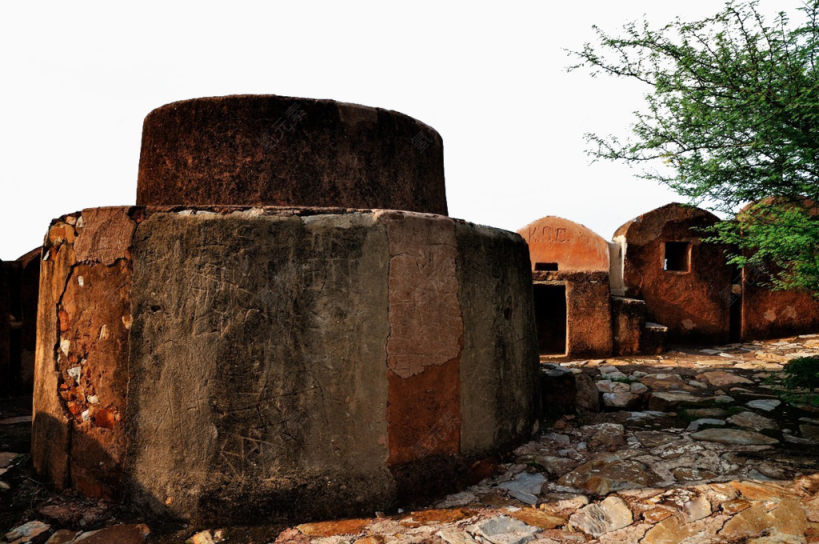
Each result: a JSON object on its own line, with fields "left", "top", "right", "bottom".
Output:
{"left": 137, "top": 96, "right": 447, "bottom": 215}
{"left": 32, "top": 206, "right": 539, "bottom": 523}
{"left": 615, "top": 203, "right": 732, "bottom": 344}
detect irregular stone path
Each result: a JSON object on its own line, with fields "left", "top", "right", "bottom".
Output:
{"left": 1, "top": 335, "right": 818, "bottom": 543}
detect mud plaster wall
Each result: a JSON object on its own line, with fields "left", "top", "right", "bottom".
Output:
{"left": 616, "top": 204, "right": 732, "bottom": 344}
{"left": 32, "top": 206, "right": 538, "bottom": 524}
{"left": 456, "top": 223, "right": 539, "bottom": 457}
{"left": 32, "top": 207, "right": 136, "bottom": 499}
{"left": 742, "top": 276, "right": 819, "bottom": 340}
{"left": 611, "top": 296, "right": 646, "bottom": 356}
{"left": 126, "top": 211, "right": 393, "bottom": 522}
{"left": 532, "top": 271, "right": 613, "bottom": 357}
{"left": 383, "top": 213, "right": 462, "bottom": 469}
{"left": 125, "top": 209, "right": 537, "bottom": 522}
{"left": 137, "top": 96, "right": 447, "bottom": 215}
{"left": 518, "top": 217, "right": 609, "bottom": 273}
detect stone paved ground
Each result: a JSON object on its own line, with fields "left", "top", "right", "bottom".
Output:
{"left": 1, "top": 335, "right": 818, "bottom": 543}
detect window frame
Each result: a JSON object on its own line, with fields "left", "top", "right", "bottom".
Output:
{"left": 662, "top": 241, "right": 692, "bottom": 274}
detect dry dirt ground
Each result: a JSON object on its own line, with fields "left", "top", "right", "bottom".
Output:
{"left": 2, "top": 335, "right": 818, "bottom": 543}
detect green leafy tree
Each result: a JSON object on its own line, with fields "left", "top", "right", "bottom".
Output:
{"left": 570, "top": 0, "right": 819, "bottom": 293}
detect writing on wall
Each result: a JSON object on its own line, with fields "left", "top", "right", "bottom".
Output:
{"left": 529, "top": 226, "right": 570, "bottom": 244}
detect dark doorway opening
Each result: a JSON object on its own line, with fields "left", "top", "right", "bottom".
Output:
{"left": 533, "top": 283, "right": 567, "bottom": 355}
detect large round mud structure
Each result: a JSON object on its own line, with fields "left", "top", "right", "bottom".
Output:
{"left": 31, "top": 96, "right": 539, "bottom": 524}
{"left": 137, "top": 95, "right": 448, "bottom": 215}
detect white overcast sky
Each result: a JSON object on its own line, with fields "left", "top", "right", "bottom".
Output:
{"left": 0, "top": 1, "right": 794, "bottom": 259}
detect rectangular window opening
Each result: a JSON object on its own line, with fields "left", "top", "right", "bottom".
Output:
{"left": 664, "top": 241, "right": 691, "bottom": 272}
{"left": 535, "top": 262, "right": 559, "bottom": 271}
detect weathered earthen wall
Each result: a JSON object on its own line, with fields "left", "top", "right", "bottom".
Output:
{"left": 456, "top": 222, "right": 539, "bottom": 457}
{"left": 518, "top": 216, "right": 609, "bottom": 273}
{"left": 32, "top": 208, "right": 135, "bottom": 499}
{"left": 531, "top": 271, "right": 613, "bottom": 357}
{"left": 741, "top": 275, "right": 819, "bottom": 340}
{"left": 126, "top": 210, "right": 394, "bottom": 521}
{"left": 32, "top": 206, "right": 538, "bottom": 523}
{"left": 518, "top": 217, "right": 613, "bottom": 357}
{"left": 610, "top": 296, "right": 646, "bottom": 356}
{"left": 565, "top": 272, "right": 613, "bottom": 357}
{"left": 615, "top": 203, "right": 732, "bottom": 344}
{"left": 737, "top": 199, "right": 819, "bottom": 340}
{"left": 137, "top": 96, "right": 447, "bottom": 215}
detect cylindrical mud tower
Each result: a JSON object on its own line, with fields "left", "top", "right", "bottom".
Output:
{"left": 32, "top": 96, "right": 539, "bottom": 524}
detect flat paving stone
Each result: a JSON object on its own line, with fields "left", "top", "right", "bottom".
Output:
{"left": 691, "top": 428, "right": 779, "bottom": 445}
{"left": 746, "top": 399, "right": 782, "bottom": 412}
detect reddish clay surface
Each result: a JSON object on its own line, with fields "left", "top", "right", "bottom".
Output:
{"left": 737, "top": 199, "right": 819, "bottom": 340}
{"left": 742, "top": 277, "right": 819, "bottom": 340}
{"left": 611, "top": 297, "right": 646, "bottom": 356}
{"left": 614, "top": 203, "right": 732, "bottom": 344}
{"left": 137, "top": 95, "right": 447, "bottom": 214}
{"left": 564, "top": 272, "right": 613, "bottom": 356}
{"left": 32, "top": 208, "right": 137, "bottom": 499}
{"left": 33, "top": 219, "right": 79, "bottom": 489}
{"left": 386, "top": 358, "right": 461, "bottom": 465}
{"left": 518, "top": 216, "right": 609, "bottom": 273}
{"left": 73, "top": 207, "right": 137, "bottom": 265}
{"left": 532, "top": 271, "right": 613, "bottom": 357}
{"left": 383, "top": 212, "right": 463, "bottom": 465}
{"left": 59, "top": 259, "right": 131, "bottom": 498}
{"left": 31, "top": 206, "right": 537, "bottom": 523}
{"left": 520, "top": 217, "right": 612, "bottom": 357}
